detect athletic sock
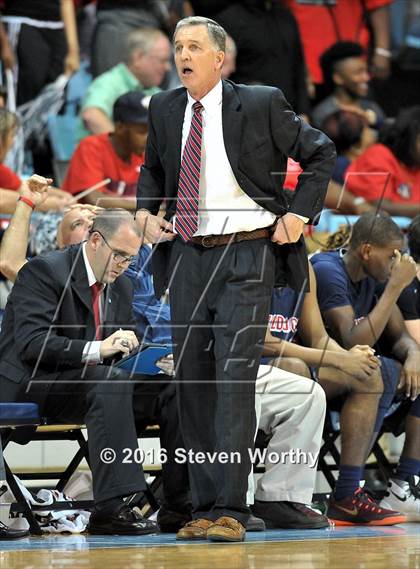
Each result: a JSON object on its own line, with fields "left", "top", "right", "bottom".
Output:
{"left": 394, "top": 457, "right": 420, "bottom": 481}
{"left": 334, "top": 465, "right": 363, "bottom": 500}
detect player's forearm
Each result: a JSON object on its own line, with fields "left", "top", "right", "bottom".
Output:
{"left": 405, "top": 320, "right": 420, "bottom": 345}
{"left": 340, "top": 284, "right": 405, "bottom": 348}
{"left": 311, "top": 334, "right": 346, "bottom": 355}
{"left": 264, "top": 334, "right": 344, "bottom": 368}
{"left": 391, "top": 333, "right": 419, "bottom": 364}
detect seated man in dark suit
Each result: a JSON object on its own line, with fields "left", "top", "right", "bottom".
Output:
{"left": 0, "top": 209, "right": 161, "bottom": 535}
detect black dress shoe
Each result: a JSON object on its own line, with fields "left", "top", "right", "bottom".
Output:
{"left": 0, "top": 521, "right": 30, "bottom": 540}
{"left": 157, "top": 507, "right": 192, "bottom": 533}
{"left": 87, "top": 504, "right": 158, "bottom": 535}
{"left": 246, "top": 514, "right": 266, "bottom": 532}
{"left": 252, "top": 500, "right": 330, "bottom": 529}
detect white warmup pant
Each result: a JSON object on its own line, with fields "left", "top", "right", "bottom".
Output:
{"left": 247, "top": 365, "right": 326, "bottom": 505}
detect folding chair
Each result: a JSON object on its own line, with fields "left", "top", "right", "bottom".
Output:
{"left": 318, "top": 407, "right": 403, "bottom": 492}
{"left": 0, "top": 402, "right": 41, "bottom": 534}
{"left": 3, "top": 411, "right": 162, "bottom": 533}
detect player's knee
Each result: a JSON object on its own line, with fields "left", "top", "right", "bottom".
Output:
{"left": 312, "top": 381, "right": 327, "bottom": 411}
{"left": 274, "top": 357, "right": 311, "bottom": 378}
{"left": 370, "top": 367, "right": 384, "bottom": 396}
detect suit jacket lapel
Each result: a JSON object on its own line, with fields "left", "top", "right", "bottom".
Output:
{"left": 165, "top": 90, "right": 188, "bottom": 188}
{"left": 221, "top": 80, "right": 242, "bottom": 174}
{"left": 69, "top": 245, "right": 97, "bottom": 338}
{"left": 102, "top": 283, "right": 116, "bottom": 325}
{"left": 70, "top": 246, "right": 92, "bottom": 313}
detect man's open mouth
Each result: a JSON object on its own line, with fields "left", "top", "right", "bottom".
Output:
{"left": 182, "top": 67, "right": 193, "bottom": 75}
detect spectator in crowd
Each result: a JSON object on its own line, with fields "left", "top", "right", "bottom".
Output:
{"left": 345, "top": 106, "right": 420, "bottom": 218}
{"left": 257, "top": 260, "right": 405, "bottom": 526}
{"left": 77, "top": 27, "right": 171, "bottom": 140}
{"left": 1, "top": 0, "right": 80, "bottom": 105}
{"left": 312, "top": 42, "right": 385, "bottom": 129}
{"left": 64, "top": 92, "right": 149, "bottom": 209}
{"left": 311, "top": 212, "right": 420, "bottom": 522}
{"left": 284, "top": 0, "right": 392, "bottom": 93}
{"left": 91, "top": 0, "right": 171, "bottom": 78}
{"left": 321, "top": 109, "right": 377, "bottom": 185}
{"left": 397, "top": 216, "right": 420, "bottom": 344}
{"left": 201, "top": 0, "right": 310, "bottom": 115}
{"left": 0, "top": 109, "right": 71, "bottom": 214}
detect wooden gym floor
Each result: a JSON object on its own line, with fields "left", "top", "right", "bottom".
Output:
{"left": 0, "top": 524, "right": 419, "bottom": 569}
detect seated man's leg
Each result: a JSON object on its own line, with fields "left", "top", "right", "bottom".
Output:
{"left": 251, "top": 360, "right": 329, "bottom": 529}
{"left": 380, "top": 397, "right": 420, "bottom": 521}
{"left": 38, "top": 365, "right": 157, "bottom": 535}
{"left": 318, "top": 364, "right": 405, "bottom": 525}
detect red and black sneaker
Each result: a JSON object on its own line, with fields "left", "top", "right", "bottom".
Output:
{"left": 327, "top": 487, "right": 407, "bottom": 526}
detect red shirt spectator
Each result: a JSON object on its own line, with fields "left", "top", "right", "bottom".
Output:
{"left": 345, "top": 143, "right": 420, "bottom": 205}
{"left": 0, "top": 163, "right": 21, "bottom": 191}
{"left": 63, "top": 132, "right": 144, "bottom": 197}
{"left": 285, "top": 0, "right": 392, "bottom": 84}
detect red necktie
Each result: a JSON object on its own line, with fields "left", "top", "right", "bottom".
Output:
{"left": 175, "top": 101, "right": 203, "bottom": 241}
{"left": 91, "top": 282, "right": 103, "bottom": 340}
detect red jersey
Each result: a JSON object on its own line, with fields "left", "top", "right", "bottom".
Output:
{"left": 345, "top": 144, "right": 420, "bottom": 204}
{"left": 63, "top": 133, "right": 144, "bottom": 197}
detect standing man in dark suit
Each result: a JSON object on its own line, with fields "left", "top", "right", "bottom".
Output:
{"left": 0, "top": 209, "right": 158, "bottom": 535}
{"left": 136, "top": 16, "right": 336, "bottom": 542}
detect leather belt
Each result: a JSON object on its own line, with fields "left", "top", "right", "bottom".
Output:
{"left": 189, "top": 226, "right": 272, "bottom": 248}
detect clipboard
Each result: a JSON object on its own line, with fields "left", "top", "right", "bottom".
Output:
{"left": 115, "top": 344, "right": 173, "bottom": 375}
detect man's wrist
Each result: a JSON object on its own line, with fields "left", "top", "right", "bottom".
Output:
{"left": 288, "top": 212, "right": 309, "bottom": 224}
{"left": 17, "top": 196, "right": 36, "bottom": 210}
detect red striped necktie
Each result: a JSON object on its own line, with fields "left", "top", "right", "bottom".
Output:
{"left": 175, "top": 101, "right": 204, "bottom": 241}
{"left": 91, "top": 282, "right": 103, "bottom": 340}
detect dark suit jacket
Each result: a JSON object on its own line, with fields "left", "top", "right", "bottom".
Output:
{"left": 0, "top": 244, "right": 135, "bottom": 407}
{"left": 136, "top": 80, "right": 336, "bottom": 295}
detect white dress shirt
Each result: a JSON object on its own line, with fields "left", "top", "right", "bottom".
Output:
{"left": 175, "top": 81, "right": 307, "bottom": 236}
{"left": 81, "top": 243, "right": 105, "bottom": 364}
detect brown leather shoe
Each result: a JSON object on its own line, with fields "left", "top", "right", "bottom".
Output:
{"left": 207, "top": 516, "right": 246, "bottom": 542}
{"left": 176, "top": 518, "right": 213, "bottom": 540}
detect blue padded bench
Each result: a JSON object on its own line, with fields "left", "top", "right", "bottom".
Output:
{"left": 0, "top": 403, "right": 40, "bottom": 428}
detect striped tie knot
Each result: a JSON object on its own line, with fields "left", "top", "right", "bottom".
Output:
{"left": 193, "top": 101, "right": 203, "bottom": 114}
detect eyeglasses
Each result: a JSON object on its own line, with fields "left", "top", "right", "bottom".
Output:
{"left": 92, "top": 230, "right": 136, "bottom": 265}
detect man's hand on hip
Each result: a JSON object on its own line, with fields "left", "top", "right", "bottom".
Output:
{"left": 272, "top": 213, "right": 305, "bottom": 245}
{"left": 136, "top": 210, "right": 176, "bottom": 244}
